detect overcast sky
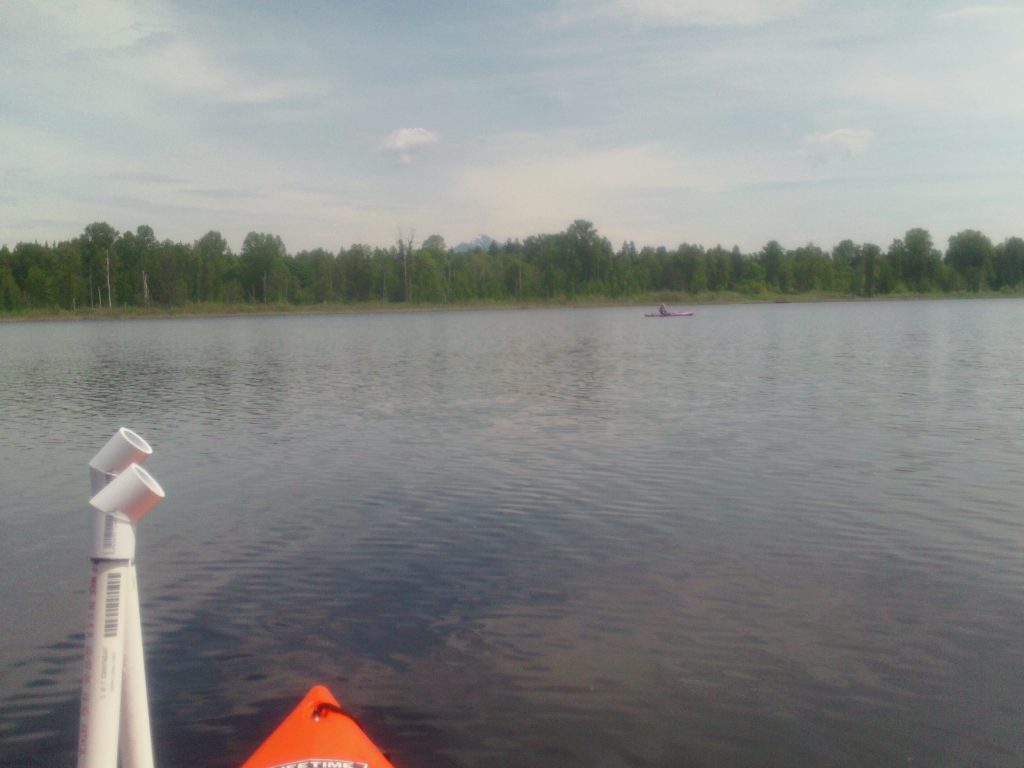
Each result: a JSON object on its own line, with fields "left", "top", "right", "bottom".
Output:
{"left": 2, "top": 0, "right": 1022, "bottom": 254}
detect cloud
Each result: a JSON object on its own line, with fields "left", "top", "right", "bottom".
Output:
{"left": 445, "top": 130, "right": 844, "bottom": 245}
{"left": 121, "top": 37, "right": 326, "bottom": 107}
{"left": 937, "top": 4, "right": 1020, "bottom": 21}
{"left": 107, "top": 172, "right": 182, "bottom": 184}
{"left": 181, "top": 187, "right": 265, "bottom": 200}
{"left": 452, "top": 142, "right": 692, "bottom": 236}
{"left": 2, "top": 3, "right": 324, "bottom": 108}
{"left": 382, "top": 128, "right": 440, "bottom": 163}
{"left": 555, "top": 0, "right": 812, "bottom": 27}
{"left": 803, "top": 129, "right": 875, "bottom": 161}
{"left": 0, "top": 0, "right": 162, "bottom": 62}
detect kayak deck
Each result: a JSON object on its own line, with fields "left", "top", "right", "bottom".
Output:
{"left": 644, "top": 311, "right": 694, "bottom": 317}
{"left": 241, "top": 686, "right": 394, "bottom": 768}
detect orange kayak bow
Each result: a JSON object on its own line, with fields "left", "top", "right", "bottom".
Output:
{"left": 241, "top": 686, "right": 395, "bottom": 768}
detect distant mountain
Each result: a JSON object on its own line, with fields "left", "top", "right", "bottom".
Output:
{"left": 453, "top": 234, "right": 495, "bottom": 253}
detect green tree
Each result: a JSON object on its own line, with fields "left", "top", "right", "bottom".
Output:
{"left": 292, "top": 248, "right": 336, "bottom": 303}
{"left": 0, "top": 260, "right": 25, "bottom": 310}
{"left": 992, "top": 237, "right": 1024, "bottom": 290}
{"left": 760, "top": 240, "right": 789, "bottom": 291}
{"left": 153, "top": 240, "right": 191, "bottom": 304}
{"left": 675, "top": 244, "right": 707, "bottom": 294}
{"left": 240, "top": 232, "right": 288, "bottom": 302}
{"left": 419, "top": 235, "right": 449, "bottom": 303}
{"left": 946, "top": 230, "right": 994, "bottom": 291}
{"left": 790, "top": 243, "right": 830, "bottom": 292}
{"left": 4, "top": 220, "right": 1024, "bottom": 314}
{"left": 337, "top": 244, "right": 375, "bottom": 302}
{"left": 25, "top": 265, "right": 52, "bottom": 307}
{"left": 832, "top": 240, "right": 858, "bottom": 294}
{"left": 736, "top": 255, "right": 766, "bottom": 294}
{"left": 705, "top": 245, "right": 731, "bottom": 292}
{"left": 193, "top": 231, "right": 234, "bottom": 302}
{"left": 412, "top": 248, "right": 446, "bottom": 303}
{"left": 80, "top": 222, "right": 118, "bottom": 307}
{"left": 902, "top": 228, "right": 941, "bottom": 292}
{"left": 884, "top": 239, "right": 906, "bottom": 292}
{"left": 865, "top": 244, "right": 881, "bottom": 296}
{"left": 13, "top": 243, "right": 53, "bottom": 307}
{"left": 563, "top": 220, "right": 612, "bottom": 295}
{"left": 53, "top": 241, "right": 83, "bottom": 309}
{"left": 114, "top": 225, "right": 157, "bottom": 305}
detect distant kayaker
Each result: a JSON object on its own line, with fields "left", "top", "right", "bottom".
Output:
{"left": 659, "top": 303, "right": 669, "bottom": 316}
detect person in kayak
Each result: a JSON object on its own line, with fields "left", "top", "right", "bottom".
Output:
{"left": 659, "top": 303, "right": 669, "bottom": 316}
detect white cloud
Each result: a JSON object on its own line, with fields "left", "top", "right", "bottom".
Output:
{"left": 0, "top": 0, "right": 161, "bottom": 62}
{"left": 382, "top": 128, "right": 440, "bottom": 163}
{"left": 1, "top": 2, "right": 323, "bottom": 107}
{"left": 803, "top": 129, "right": 875, "bottom": 160}
{"left": 556, "top": 0, "right": 812, "bottom": 27}
{"left": 132, "top": 39, "right": 324, "bottom": 105}
{"left": 937, "top": 4, "right": 1021, "bottom": 21}
{"left": 451, "top": 142, "right": 690, "bottom": 236}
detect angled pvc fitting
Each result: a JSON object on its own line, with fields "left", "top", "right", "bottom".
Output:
{"left": 88, "top": 428, "right": 153, "bottom": 493}
{"left": 89, "top": 464, "right": 165, "bottom": 560}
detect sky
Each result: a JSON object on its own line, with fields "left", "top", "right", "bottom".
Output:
{"left": 2, "top": 0, "right": 1022, "bottom": 254}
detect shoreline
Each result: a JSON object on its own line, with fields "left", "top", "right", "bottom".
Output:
{"left": 1, "top": 291, "right": 1020, "bottom": 323}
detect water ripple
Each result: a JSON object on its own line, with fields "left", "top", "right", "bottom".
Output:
{"left": 2, "top": 303, "right": 1023, "bottom": 767}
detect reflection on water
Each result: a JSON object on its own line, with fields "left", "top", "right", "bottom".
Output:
{"left": 1, "top": 302, "right": 1023, "bottom": 767}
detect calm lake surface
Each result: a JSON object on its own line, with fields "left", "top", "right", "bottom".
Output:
{"left": 1, "top": 301, "right": 1022, "bottom": 767}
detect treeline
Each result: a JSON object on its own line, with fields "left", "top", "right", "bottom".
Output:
{"left": 1, "top": 220, "right": 1022, "bottom": 312}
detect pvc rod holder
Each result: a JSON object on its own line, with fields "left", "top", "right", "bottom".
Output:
{"left": 89, "top": 429, "right": 153, "bottom": 494}
{"left": 78, "top": 561, "right": 130, "bottom": 768}
{"left": 78, "top": 431, "right": 162, "bottom": 768}
{"left": 90, "top": 465, "right": 165, "bottom": 525}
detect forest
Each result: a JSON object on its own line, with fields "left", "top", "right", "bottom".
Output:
{"left": 1, "top": 220, "right": 1022, "bottom": 313}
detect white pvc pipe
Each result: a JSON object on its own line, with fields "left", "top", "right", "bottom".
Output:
{"left": 89, "top": 428, "right": 153, "bottom": 494}
{"left": 78, "top": 452, "right": 164, "bottom": 768}
{"left": 120, "top": 563, "right": 155, "bottom": 768}
{"left": 78, "top": 558, "right": 130, "bottom": 768}
{"left": 90, "top": 465, "right": 165, "bottom": 527}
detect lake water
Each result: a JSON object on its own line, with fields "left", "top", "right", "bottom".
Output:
{"left": 1, "top": 301, "right": 1022, "bottom": 767}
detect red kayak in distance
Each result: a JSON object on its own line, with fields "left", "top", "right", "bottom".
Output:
{"left": 241, "top": 686, "right": 394, "bottom": 768}
{"left": 644, "top": 310, "right": 694, "bottom": 317}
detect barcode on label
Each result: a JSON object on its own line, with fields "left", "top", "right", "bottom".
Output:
{"left": 102, "top": 515, "right": 115, "bottom": 550}
{"left": 103, "top": 572, "right": 121, "bottom": 638}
